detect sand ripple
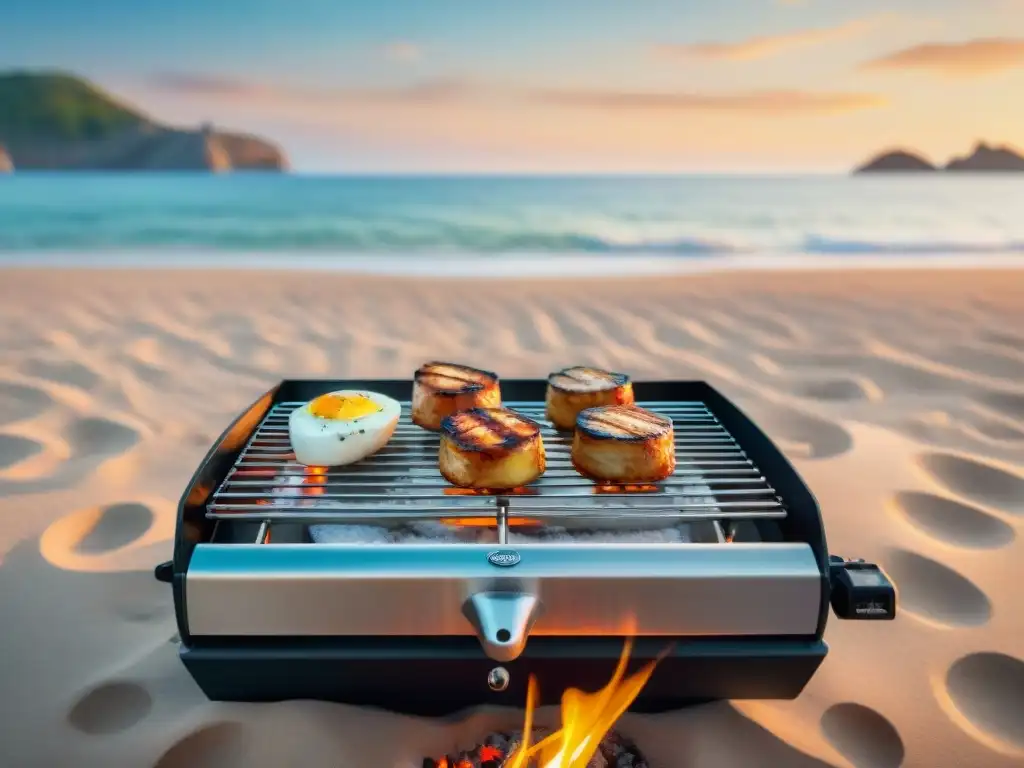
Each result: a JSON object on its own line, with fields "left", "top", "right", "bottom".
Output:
{"left": 790, "top": 376, "right": 881, "bottom": 403}
{"left": 891, "top": 491, "right": 1014, "bottom": 549}
{"left": 0, "top": 382, "right": 53, "bottom": 426}
{"left": 944, "top": 653, "right": 1024, "bottom": 752}
{"left": 743, "top": 401, "right": 853, "bottom": 460}
{"left": 976, "top": 391, "right": 1024, "bottom": 421}
{"left": 881, "top": 549, "right": 991, "bottom": 627}
{"left": 0, "top": 434, "right": 43, "bottom": 471}
{"left": 819, "top": 703, "right": 905, "bottom": 768}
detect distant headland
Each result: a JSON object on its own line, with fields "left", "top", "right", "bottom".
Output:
{"left": 855, "top": 141, "right": 1024, "bottom": 174}
{"left": 0, "top": 70, "right": 287, "bottom": 172}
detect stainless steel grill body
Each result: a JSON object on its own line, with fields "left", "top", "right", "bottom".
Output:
{"left": 186, "top": 397, "right": 823, "bottom": 656}
{"left": 164, "top": 379, "right": 848, "bottom": 713}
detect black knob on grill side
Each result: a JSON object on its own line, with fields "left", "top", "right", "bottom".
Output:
{"left": 829, "top": 556, "right": 896, "bottom": 620}
{"left": 154, "top": 561, "right": 173, "bottom": 584}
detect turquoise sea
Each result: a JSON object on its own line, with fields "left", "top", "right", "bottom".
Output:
{"left": 1, "top": 174, "right": 1022, "bottom": 271}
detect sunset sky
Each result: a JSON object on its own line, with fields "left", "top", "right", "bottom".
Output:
{"left": 4, "top": 0, "right": 1024, "bottom": 172}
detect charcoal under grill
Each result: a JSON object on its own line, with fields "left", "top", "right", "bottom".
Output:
{"left": 157, "top": 378, "right": 896, "bottom": 715}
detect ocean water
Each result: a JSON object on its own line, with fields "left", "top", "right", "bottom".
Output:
{"left": 1, "top": 174, "right": 1023, "bottom": 270}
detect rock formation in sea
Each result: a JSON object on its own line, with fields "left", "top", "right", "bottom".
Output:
{"left": 0, "top": 144, "right": 12, "bottom": 173}
{"left": 0, "top": 70, "right": 287, "bottom": 172}
{"left": 944, "top": 141, "right": 1024, "bottom": 172}
{"left": 854, "top": 141, "right": 1024, "bottom": 174}
{"left": 854, "top": 149, "right": 936, "bottom": 174}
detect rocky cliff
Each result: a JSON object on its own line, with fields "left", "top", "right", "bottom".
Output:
{"left": 854, "top": 141, "right": 1024, "bottom": 174}
{"left": 854, "top": 149, "right": 936, "bottom": 173}
{"left": 0, "top": 71, "right": 287, "bottom": 172}
{"left": 0, "top": 144, "right": 12, "bottom": 173}
{"left": 944, "top": 142, "right": 1024, "bottom": 172}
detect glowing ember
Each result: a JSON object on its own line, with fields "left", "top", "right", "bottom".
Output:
{"left": 425, "top": 637, "right": 664, "bottom": 768}
{"left": 439, "top": 517, "right": 543, "bottom": 528}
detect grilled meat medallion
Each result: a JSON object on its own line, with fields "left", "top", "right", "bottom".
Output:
{"left": 411, "top": 361, "right": 502, "bottom": 431}
{"left": 545, "top": 366, "right": 634, "bottom": 430}
{"left": 439, "top": 408, "right": 546, "bottom": 489}
{"left": 571, "top": 404, "right": 675, "bottom": 483}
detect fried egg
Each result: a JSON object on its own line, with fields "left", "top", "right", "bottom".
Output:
{"left": 288, "top": 390, "right": 401, "bottom": 467}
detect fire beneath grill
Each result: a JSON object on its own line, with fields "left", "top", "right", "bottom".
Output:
{"left": 423, "top": 729, "right": 648, "bottom": 768}
{"left": 424, "top": 638, "right": 663, "bottom": 768}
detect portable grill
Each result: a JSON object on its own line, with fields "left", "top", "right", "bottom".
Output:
{"left": 155, "top": 378, "right": 896, "bottom": 715}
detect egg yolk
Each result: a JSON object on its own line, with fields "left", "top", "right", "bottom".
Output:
{"left": 307, "top": 393, "right": 380, "bottom": 420}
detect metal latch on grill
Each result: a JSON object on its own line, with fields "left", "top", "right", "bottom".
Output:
{"left": 828, "top": 555, "right": 896, "bottom": 620}
{"left": 462, "top": 591, "right": 543, "bottom": 662}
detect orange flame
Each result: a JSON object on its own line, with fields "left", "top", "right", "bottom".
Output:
{"left": 505, "top": 636, "right": 669, "bottom": 768}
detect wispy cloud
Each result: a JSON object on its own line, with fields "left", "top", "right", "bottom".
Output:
{"left": 149, "top": 72, "right": 272, "bottom": 97}
{"left": 534, "top": 88, "right": 885, "bottom": 114}
{"left": 655, "top": 17, "right": 876, "bottom": 62}
{"left": 148, "top": 72, "right": 884, "bottom": 116}
{"left": 149, "top": 73, "right": 474, "bottom": 104}
{"left": 861, "top": 37, "right": 1024, "bottom": 77}
{"left": 776, "top": 0, "right": 810, "bottom": 6}
{"left": 382, "top": 41, "right": 422, "bottom": 62}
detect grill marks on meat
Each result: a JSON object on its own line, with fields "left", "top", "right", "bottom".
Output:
{"left": 545, "top": 366, "right": 635, "bottom": 431}
{"left": 412, "top": 361, "right": 502, "bottom": 431}
{"left": 577, "top": 405, "right": 672, "bottom": 442}
{"left": 572, "top": 404, "right": 676, "bottom": 483}
{"left": 416, "top": 362, "right": 498, "bottom": 394}
{"left": 548, "top": 366, "right": 630, "bottom": 394}
{"left": 442, "top": 408, "right": 542, "bottom": 454}
{"left": 439, "top": 407, "right": 547, "bottom": 488}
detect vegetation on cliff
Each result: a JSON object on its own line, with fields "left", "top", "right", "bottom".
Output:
{"left": 0, "top": 70, "right": 287, "bottom": 171}
{"left": 0, "top": 71, "right": 147, "bottom": 141}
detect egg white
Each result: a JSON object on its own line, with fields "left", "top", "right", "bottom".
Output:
{"left": 288, "top": 390, "right": 401, "bottom": 467}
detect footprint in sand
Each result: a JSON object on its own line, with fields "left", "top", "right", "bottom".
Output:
{"left": 21, "top": 358, "right": 100, "bottom": 392}
{"left": 790, "top": 376, "right": 881, "bottom": 403}
{"left": 944, "top": 653, "right": 1024, "bottom": 752}
{"left": 743, "top": 401, "right": 853, "bottom": 460}
{"left": 153, "top": 722, "right": 247, "bottom": 768}
{"left": 67, "top": 681, "right": 152, "bottom": 735}
{"left": 40, "top": 501, "right": 162, "bottom": 590}
{"left": 891, "top": 491, "right": 1014, "bottom": 550}
{"left": 881, "top": 548, "right": 990, "bottom": 628}
{"left": 819, "top": 703, "right": 905, "bottom": 768}
{"left": 73, "top": 502, "right": 155, "bottom": 554}
{"left": 66, "top": 416, "right": 140, "bottom": 459}
{"left": 916, "top": 452, "right": 1024, "bottom": 514}
{"left": 0, "top": 381, "right": 53, "bottom": 426}
{"left": 0, "top": 434, "right": 44, "bottom": 471}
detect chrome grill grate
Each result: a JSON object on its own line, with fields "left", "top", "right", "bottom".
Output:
{"left": 206, "top": 400, "right": 787, "bottom": 526}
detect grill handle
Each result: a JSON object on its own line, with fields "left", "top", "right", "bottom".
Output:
{"left": 154, "top": 560, "right": 173, "bottom": 584}
{"left": 462, "top": 591, "right": 542, "bottom": 663}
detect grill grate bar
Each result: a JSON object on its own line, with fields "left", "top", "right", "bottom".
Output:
{"left": 221, "top": 469, "right": 762, "bottom": 488}
{"left": 207, "top": 503, "right": 785, "bottom": 523}
{"left": 207, "top": 396, "right": 788, "bottom": 524}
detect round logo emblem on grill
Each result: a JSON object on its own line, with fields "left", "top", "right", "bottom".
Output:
{"left": 487, "top": 550, "right": 521, "bottom": 568}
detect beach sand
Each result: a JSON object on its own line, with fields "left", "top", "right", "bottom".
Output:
{"left": 0, "top": 265, "right": 1022, "bottom": 768}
